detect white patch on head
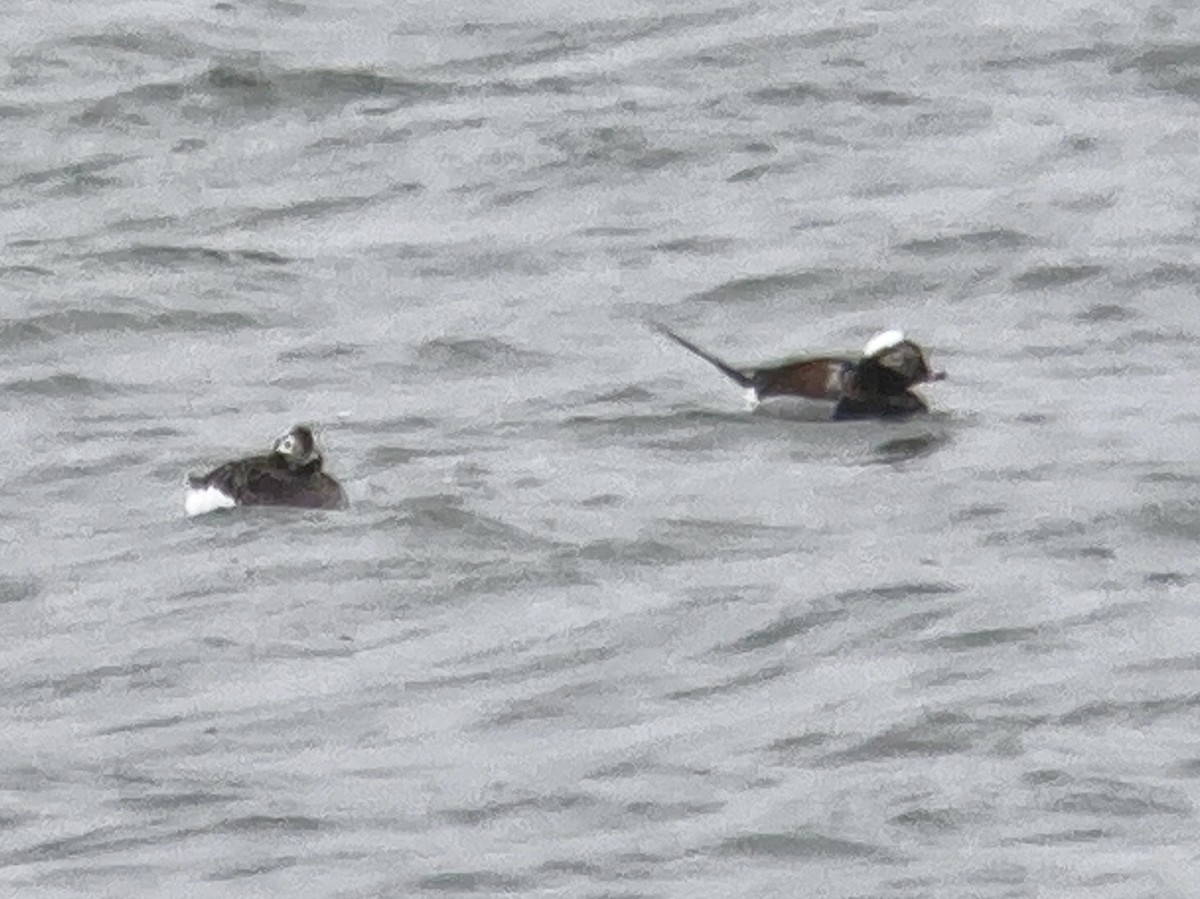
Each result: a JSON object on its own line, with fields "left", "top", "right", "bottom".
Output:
{"left": 185, "top": 485, "right": 237, "bottom": 517}
{"left": 862, "top": 329, "right": 905, "bottom": 358}
{"left": 743, "top": 387, "right": 760, "bottom": 410}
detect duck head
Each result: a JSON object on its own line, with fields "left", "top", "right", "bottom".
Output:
{"left": 857, "top": 330, "right": 946, "bottom": 395}
{"left": 271, "top": 425, "right": 322, "bottom": 471}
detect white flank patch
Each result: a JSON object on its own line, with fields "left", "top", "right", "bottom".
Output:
{"left": 185, "top": 485, "right": 237, "bottom": 517}
{"left": 743, "top": 387, "right": 760, "bottom": 410}
{"left": 862, "top": 329, "right": 905, "bottom": 358}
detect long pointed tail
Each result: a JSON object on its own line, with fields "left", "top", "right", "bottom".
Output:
{"left": 646, "top": 321, "right": 754, "bottom": 389}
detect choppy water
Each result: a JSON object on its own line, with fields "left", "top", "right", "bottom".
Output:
{"left": 3, "top": 1, "right": 1200, "bottom": 896}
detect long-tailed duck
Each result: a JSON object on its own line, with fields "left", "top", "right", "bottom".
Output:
{"left": 184, "top": 424, "right": 348, "bottom": 516}
{"left": 650, "top": 323, "right": 946, "bottom": 419}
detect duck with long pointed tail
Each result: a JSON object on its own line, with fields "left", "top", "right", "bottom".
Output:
{"left": 649, "top": 323, "right": 946, "bottom": 419}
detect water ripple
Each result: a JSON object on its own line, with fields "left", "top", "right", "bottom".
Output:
{"left": 0, "top": 308, "right": 260, "bottom": 347}
{"left": 2, "top": 373, "right": 129, "bottom": 397}
{"left": 712, "top": 830, "right": 899, "bottom": 861}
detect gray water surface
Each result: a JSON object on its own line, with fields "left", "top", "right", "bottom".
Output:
{"left": 3, "top": 1, "right": 1200, "bottom": 896}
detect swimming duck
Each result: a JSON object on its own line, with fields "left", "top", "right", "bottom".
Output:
{"left": 184, "top": 424, "right": 348, "bottom": 516}
{"left": 650, "top": 323, "right": 945, "bottom": 419}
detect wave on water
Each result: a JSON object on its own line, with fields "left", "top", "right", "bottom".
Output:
{"left": 0, "top": 308, "right": 261, "bottom": 348}
{"left": 1, "top": 373, "right": 130, "bottom": 397}
{"left": 1110, "top": 42, "right": 1200, "bottom": 98}
{"left": 541, "top": 125, "right": 692, "bottom": 176}
{"left": 0, "top": 576, "right": 41, "bottom": 605}
{"left": 7, "top": 153, "right": 130, "bottom": 195}
{"left": 233, "top": 185, "right": 422, "bottom": 229}
{"left": 382, "top": 493, "right": 564, "bottom": 554}
{"left": 1011, "top": 263, "right": 1106, "bottom": 292}
{"left": 71, "top": 62, "right": 459, "bottom": 129}
{"left": 411, "top": 336, "right": 553, "bottom": 374}
{"left": 712, "top": 829, "right": 899, "bottom": 861}
{"left": 685, "top": 269, "right": 836, "bottom": 306}
{"left": 896, "top": 228, "right": 1036, "bottom": 257}
{"left": 92, "top": 244, "right": 291, "bottom": 268}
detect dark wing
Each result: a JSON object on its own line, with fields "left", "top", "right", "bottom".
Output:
{"left": 312, "top": 474, "right": 349, "bottom": 510}
{"left": 240, "top": 467, "right": 346, "bottom": 509}
{"left": 188, "top": 454, "right": 276, "bottom": 492}
{"left": 752, "top": 356, "right": 852, "bottom": 401}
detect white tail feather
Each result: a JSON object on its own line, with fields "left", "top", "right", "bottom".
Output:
{"left": 185, "top": 485, "right": 237, "bottom": 517}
